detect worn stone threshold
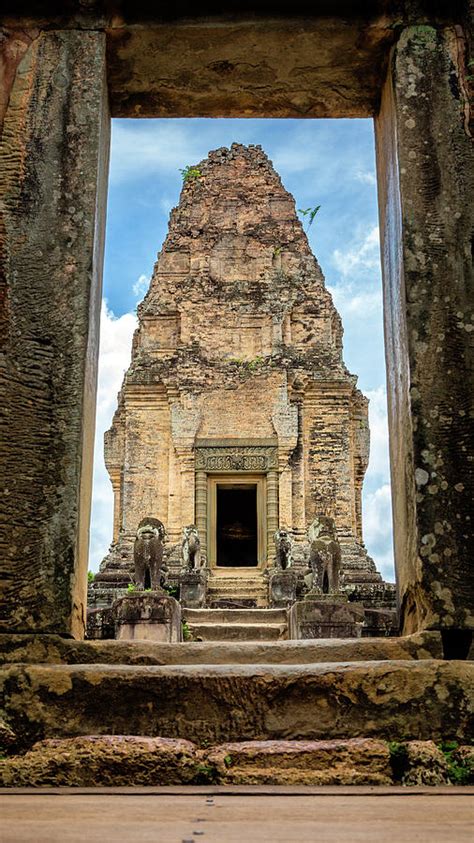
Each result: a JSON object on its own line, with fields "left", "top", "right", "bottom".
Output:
{"left": 2, "top": 659, "right": 472, "bottom": 748}
{"left": 0, "top": 631, "right": 443, "bottom": 665}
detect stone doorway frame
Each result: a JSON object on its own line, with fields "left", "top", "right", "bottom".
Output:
{"left": 1, "top": 6, "right": 472, "bottom": 641}
{"left": 207, "top": 475, "right": 267, "bottom": 574}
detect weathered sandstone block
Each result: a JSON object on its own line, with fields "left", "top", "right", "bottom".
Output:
{"left": 1, "top": 660, "right": 471, "bottom": 752}
{"left": 0, "top": 30, "right": 109, "bottom": 637}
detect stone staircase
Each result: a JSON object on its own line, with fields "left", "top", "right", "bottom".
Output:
{"left": 1, "top": 631, "right": 473, "bottom": 787}
{"left": 183, "top": 608, "right": 288, "bottom": 641}
{"left": 206, "top": 575, "right": 269, "bottom": 608}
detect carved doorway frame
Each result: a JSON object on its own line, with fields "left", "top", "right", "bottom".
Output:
{"left": 207, "top": 474, "right": 267, "bottom": 575}
{"left": 194, "top": 439, "right": 279, "bottom": 573}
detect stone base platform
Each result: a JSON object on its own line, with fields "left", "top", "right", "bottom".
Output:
{"left": 1, "top": 660, "right": 472, "bottom": 752}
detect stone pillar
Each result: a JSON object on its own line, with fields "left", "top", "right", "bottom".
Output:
{"left": 195, "top": 470, "right": 208, "bottom": 560}
{"left": 0, "top": 31, "right": 109, "bottom": 638}
{"left": 278, "top": 453, "right": 293, "bottom": 529}
{"left": 167, "top": 443, "right": 182, "bottom": 545}
{"left": 375, "top": 27, "right": 474, "bottom": 636}
{"left": 177, "top": 449, "right": 195, "bottom": 528}
{"left": 266, "top": 470, "right": 279, "bottom": 565}
{"left": 110, "top": 471, "right": 122, "bottom": 543}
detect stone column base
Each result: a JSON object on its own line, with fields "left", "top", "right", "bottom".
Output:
{"left": 269, "top": 569, "right": 297, "bottom": 608}
{"left": 179, "top": 569, "right": 208, "bottom": 609}
{"left": 288, "top": 599, "right": 365, "bottom": 639}
{"left": 112, "top": 593, "right": 181, "bottom": 642}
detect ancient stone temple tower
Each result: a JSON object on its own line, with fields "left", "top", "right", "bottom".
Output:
{"left": 97, "top": 143, "right": 389, "bottom": 609}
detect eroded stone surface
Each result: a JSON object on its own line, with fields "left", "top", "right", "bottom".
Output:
{"left": 375, "top": 26, "right": 474, "bottom": 634}
{"left": 401, "top": 740, "right": 451, "bottom": 786}
{"left": 207, "top": 738, "right": 392, "bottom": 785}
{"left": 0, "top": 30, "right": 109, "bottom": 637}
{"left": 1, "top": 660, "right": 472, "bottom": 752}
{"left": 0, "top": 735, "right": 197, "bottom": 786}
{"left": 1, "top": 736, "right": 472, "bottom": 787}
{"left": 0, "top": 631, "right": 444, "bottom": 666}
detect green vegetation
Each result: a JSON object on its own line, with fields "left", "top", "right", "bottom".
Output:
{"left": 164, "top": 583, "right": 180, "bottom": 599}
{"left": 224, "top": 754, "right": 233, "bottom": 768}
{"left": 194, "top": 763, "right": 219, "bottom": 784}
{"left": 87, "top": 571, "right": 95, "bottom": 584}
{"left": 298, "top": 205, "right": 321, "bottom": 230}
{"left": 389, "top": 740, "right": 473, "bottom": 785}
{"left": 388, "top": 741, "right": 409, "bottom": 781}
{"left": 182, "top": 619, "right": 192, "bottom": 641}
{"left": 127, "top": 582, "right": 137, "bottom": 593}
{"left": 229, "top": 355, "right": 266, "bottom": 373}
{"left": 179, "top": 165, "right": 202, "bottom": 183}
{"left": 439, "top": 741, "right": 473, "bottom": 786}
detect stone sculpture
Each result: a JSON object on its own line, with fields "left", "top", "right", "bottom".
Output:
{"left": 181, "top": 525, "right": 203, "bottom": 569}
{"left": 133, "top": 517, "right": 166, "bottom": 590}
{"left": 307, "top": 515, "right": 341, "bottom": 594}
{"left": 274, "top": 529, "right": 293, "bottom": 570}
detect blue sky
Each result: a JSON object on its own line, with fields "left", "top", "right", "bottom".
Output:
{"left": 90, "top": 118, "right": 394, "bottom": 581}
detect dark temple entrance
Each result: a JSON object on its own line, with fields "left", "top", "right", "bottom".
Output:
{"left": 216, "top": 484, "right": 258, "bottom": 567}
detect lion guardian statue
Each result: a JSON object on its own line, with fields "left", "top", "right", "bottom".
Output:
{"left": 274, "top": 528, "right": 293, "bottom": 570}
{"left": 181, "top": 525, "right": 203, "bottom": 570}
{"left": 307, "top": 515, "right": 341, "bottom": 594}
{"left": 133, "top": 517, "right": 166, "bottom": 590}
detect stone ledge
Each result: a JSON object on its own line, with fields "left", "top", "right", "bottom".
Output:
{"left": 207, "top": 738, "right": 392, "bottom": 785}
{"left": 0, "top": 631, "right": 443, "bottom": 666}
{"left": 1, "top": 660, "right": 472, "bottom": 751}
{"left": 1, "top": 737, "right": 472, "bottom": 788}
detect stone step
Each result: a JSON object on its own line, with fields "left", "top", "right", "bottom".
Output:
{"left": 207, "top": 577, "right": 269, "bottom": 608}
{"left": 188, "top": 622, "right": 288, "bottom": 642}
{"left": 3, "top": 736, "right": 470, "bottom": 787}
{"left": 2, "top": 660, "right": 472, "bottom": 751}
{"left": 0, "top": 631, "right": 444, "bottom": 666}
{"left": 183, "top": 608, "right": 288, "bottom": 624}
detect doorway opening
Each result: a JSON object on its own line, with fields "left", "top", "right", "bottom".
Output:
{"left": 216, "top": 484, "right": 258, "bottom": 568}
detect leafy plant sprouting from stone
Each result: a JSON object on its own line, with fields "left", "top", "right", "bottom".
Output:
{"left": 179, "top": 165, "right": 202, "bottom": 183}
{"left": 438, "top": 741, "right": 472, "bottom": 785}
{"left": 298, "top": 205, "right": 321, "bottom": 230}
{"left": 389, "top": 740, "right": 473, "bottom": 785}
{"left": 127, "top": 582, "right": 137, "bottom": 593}
{"left": 87, "top": 571, "right": 95, "bottom": 583}
{"left": 182, "top": 619, "right": 192, "bottom": 641}
{"left": 229, "top": 355, "right": 265, "bottom": 373}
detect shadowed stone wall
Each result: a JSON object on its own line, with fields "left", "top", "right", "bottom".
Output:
{"left": 0, "top": 30, "right": 109, "bottom": 636}
{"left": 375, "top": 25, "right": 474, "bottom": 635}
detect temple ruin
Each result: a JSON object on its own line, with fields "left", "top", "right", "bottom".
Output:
{"left": 1, "top": 1, "right": 472, "bottom": 796}
{"left": 88, "top": 143, "right": 395, "bottom": 637}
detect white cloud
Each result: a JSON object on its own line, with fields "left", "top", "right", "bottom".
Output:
{"left": 110, "top": 122, "right": 204, "bottom": 185}
{"left": 332, "top": 225, "right": 380, "bottom": 277}
{"left": 132, "top": 273, "right": 150, "bottom": 300}
{"left": 328, "top": 283, "right": 382, "bottom": 319}
{"left": 361, "top": 384, "right": 395, "bottom": 581}
{"left": 88, "top": 300, "right": 137, "bottom": 571}
{"left": 362, "top": 484, "right": 395, "bottom": 582}
{"left": 354, "top": 169, "right": 377, "bottom": 186}
{"left": 365, "top": 386, "right": 390, "bottom": 481}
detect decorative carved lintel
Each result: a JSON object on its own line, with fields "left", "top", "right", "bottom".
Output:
{"left": 195, "top": 445, "right": 278, "bottom": 473}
